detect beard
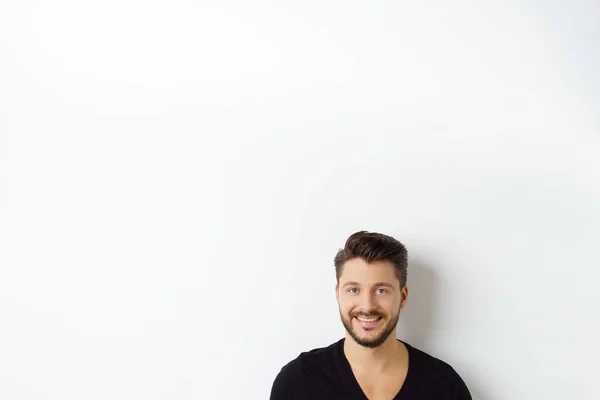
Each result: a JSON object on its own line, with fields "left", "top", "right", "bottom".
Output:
{"left": 339, "top": 307, "right": 400, "bottom": 348}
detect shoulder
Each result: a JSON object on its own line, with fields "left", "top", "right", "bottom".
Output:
{"left": 270, "top": 340, "right": 341, "bottom": 399}
{"left": 403, "top": 342, "right": 472, "bottom": 399}
{"left": 405, "top": 342, "right": 457, "bottom": 373}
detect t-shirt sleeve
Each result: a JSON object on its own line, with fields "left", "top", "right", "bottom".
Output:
{"left": 452, "top": 372, "right": 473, "bottom": 400}
{"left": 269, "top": 366, "right": 295, "bottom": 400}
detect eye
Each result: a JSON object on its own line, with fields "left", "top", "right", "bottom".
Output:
{"left": 348, "top": 287, "right": 359, "bottom": 294}
{"left": 376, "top": 288, "right": 388, "bottom": 294}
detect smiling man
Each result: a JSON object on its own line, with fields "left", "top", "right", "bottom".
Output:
{"left": 269, "top": 231, "right": 472, "bottom": 400}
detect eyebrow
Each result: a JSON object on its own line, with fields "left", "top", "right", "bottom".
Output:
{"left": 342, "top": 281, "right": 396, "bottom": 289}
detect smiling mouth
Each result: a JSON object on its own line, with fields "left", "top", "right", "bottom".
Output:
{"left": 355, "top": 316, "right": 381, "bottom": 322}
{"left": 353, "top": 315, "right": 383, "bottom": 329}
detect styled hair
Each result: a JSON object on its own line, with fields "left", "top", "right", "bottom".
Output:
{"left": 334, "top": 231, "right": 408, "bottom": 287}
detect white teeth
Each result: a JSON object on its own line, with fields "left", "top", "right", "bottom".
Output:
{"left": 357, "top": 317, "right": 379, "bottom": 322}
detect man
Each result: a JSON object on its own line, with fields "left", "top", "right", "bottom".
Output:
{"left": 270, "top": 231, "right": 472, "bottom": 399}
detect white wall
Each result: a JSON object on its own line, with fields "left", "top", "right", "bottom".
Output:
{"left": 1, "top": 1, "right": 599, "bottom": 399}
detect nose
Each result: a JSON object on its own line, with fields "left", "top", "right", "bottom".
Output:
{"left": 359, "top": 291, "right": 377, "bottom": 312}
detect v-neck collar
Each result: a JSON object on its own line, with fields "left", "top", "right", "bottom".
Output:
{"left": 337, "top": 338, "right": 413, "bottom": 400}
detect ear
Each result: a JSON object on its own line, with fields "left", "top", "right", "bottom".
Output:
{"left": 400, "top": 285, "right": 409, "bottom": 309}
{"left": 335, "top": 283, "right": 339, "bottom": 302}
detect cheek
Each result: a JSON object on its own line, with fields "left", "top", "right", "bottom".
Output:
{"left": 380, "top": 296, "right": 401, "bottom": 312}
{"left": 338, "top": 297, "right": 355, "bottom": 314}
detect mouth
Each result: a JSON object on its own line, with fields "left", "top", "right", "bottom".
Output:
{"left": 353, "top": 315, "right": 383, "bottom": 329}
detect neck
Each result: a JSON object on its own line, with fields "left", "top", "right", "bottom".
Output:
{"left": 343, "top": 333, "right": 406, "bottom": 372}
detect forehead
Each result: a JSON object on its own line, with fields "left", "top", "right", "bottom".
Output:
{"left": 339, "top": 258, "right": 398, "bottom": 286}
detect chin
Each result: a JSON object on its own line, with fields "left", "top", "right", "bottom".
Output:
{"left": 355, "top": 336, "right": 387, "bottom": 348}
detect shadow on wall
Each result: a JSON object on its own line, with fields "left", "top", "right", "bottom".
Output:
{"left": 397, "top": 259, "right": 485, "bottom": 400}
{"left": 396, "top": 259, "right": 438, "bottom": 350}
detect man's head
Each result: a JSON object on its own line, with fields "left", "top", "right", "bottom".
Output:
{"left": 334, "top": 231, "right": 408, "bottom": 348}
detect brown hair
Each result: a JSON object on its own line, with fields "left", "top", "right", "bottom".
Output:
{"left": 334, "top": 231, "right": 408, "bottom": 287}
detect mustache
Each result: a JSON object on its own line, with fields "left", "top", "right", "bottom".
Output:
{"left": 351, "top": 311, "right": 384, "bottom": 318}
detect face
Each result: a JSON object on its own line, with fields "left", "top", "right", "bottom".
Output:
{"left": 336, "top": 258, "right": 408, "bottom": 348}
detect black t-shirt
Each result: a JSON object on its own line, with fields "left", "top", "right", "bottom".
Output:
{"left": 270, "top": 338, "right": 472, "bottom": 400}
